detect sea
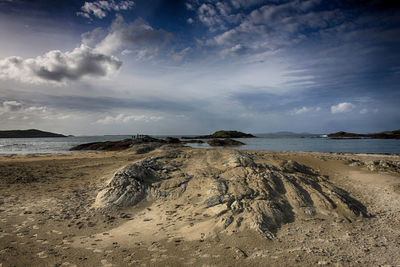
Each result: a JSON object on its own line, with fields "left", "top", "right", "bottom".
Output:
{"left": 1, "top": 133, "right": 400, "bottom": 155}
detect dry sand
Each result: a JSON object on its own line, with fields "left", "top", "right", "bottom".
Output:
{"left": 0, "top": 147, "right": 399, "bottom": 266}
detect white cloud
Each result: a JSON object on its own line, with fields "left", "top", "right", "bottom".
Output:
{"left": 77, "top": 0, "right": 134, "bottom": 20}
{"left": 2, "top": 100, "right": 22, "bottom": 112}
{"left": 331, "top": 102, "right": 355, "bottom": 114}
{"left": 171, "top": 47, "right": 191, "bottom": 61}
{"left": 291, "top": 106, "right": 321, "bottom": 115}
{"left": 293, "top": 106, "right": 311, "bottom": 114}
{"left": 230, "top": 0, "right": 265, "bottom": 9}
{"left": 121, "top": 49, "right": 133, "bottom": 55}
{"left": 191, "top": 2, "right": 243, "bottom": 32}
{"left": 0, "top": 101, "right": 82, "bottom": 125}
{"left": 96, "top": 113, "right": 163, "bottom": 124}
{"left": 220, "top": 44, "right": 250, "bottom": 57}
{"left": 94, "top": 16, "right": 174, "bottom": 57}
{"left": 0, "top": 45, "right": 122, "bottom": 84}
{"left": 201, "top": 0, "right": 336, "bottom": 55}
{"left": 187, "top": 18, "right": 194, "bottom": 24}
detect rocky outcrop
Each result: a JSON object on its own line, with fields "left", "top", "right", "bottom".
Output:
{"left": 207, "top": 138, "right": 245, "bottom": 146}
{"left": 349, "top": 159, "right": 400, "bottom": 173}
{"left": 94, "top": 158, "right": 163, "bottom": 209}
{"left": 70, "top": 135, "right": 184, "bottom": 152}
{"left": 182, "top": 130, "right": 255, "bottom": 139}
{"left": 328, "top": 130, "right": 400, "bottom": 139}
{"left": 164, "top": 137, "right": 181, "bottom": 144}
{"left": 94, "top": 149, "right": 368, "bottom": 239}
{"left": 182, "top": 140, "right": 204, "bottom": 144}
{"left": 70, "top": 139, "right": 134, "bottom": 151}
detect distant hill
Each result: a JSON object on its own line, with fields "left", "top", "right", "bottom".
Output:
{"left": 257, "top": 132, "right": 320, "bottom": 138}
{"left": 181, "top": 130, "right": 255, "bottom": 139}
{"left": 328, "top": 130, "right": 400, "bottom": 139}
{"left": 0, "top": 129, "right": 66, "bottom": 138}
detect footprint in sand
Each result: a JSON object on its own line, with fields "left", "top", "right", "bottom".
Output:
{"left": 52, "top": 230, "right": 62, "bottom": 235}
{"left": 61, "top": 262, "right": 77, "bottom": 267}
{"left": 101, "top": 259, "right": 113, "bottom": 267}
{"left": 37, "top": 251, "right": 48, "bottom": 258}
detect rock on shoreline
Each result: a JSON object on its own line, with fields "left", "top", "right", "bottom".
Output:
{"left": 207, "top": 138, "right": 245, "bottom": 146}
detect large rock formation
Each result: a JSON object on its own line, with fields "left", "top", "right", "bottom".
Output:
{"left": 94, "top": 149, "right": 368, "bottom": 239}
{"left": 94, "top": 158, "right": 162, "bottom": 209}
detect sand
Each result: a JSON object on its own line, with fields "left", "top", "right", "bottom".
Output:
{"left": 0, "top": 147, "right": 399, "bottom": 266}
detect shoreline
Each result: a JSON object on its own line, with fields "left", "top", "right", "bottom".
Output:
{"left": 1, "top": 147, "right": 400, "bottom": 157}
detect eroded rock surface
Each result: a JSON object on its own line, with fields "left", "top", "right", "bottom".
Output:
{"left": 94, "top": 149, "right": 368, "bottom": 238}
{"left": 349, "top": 159, "right": 400, "bottom": 173}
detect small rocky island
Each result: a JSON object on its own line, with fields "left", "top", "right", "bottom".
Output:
{"left": 70, "top": 135, "right": 205, "bottom": 153}
{"left": 328, "top": 129, "right": 400, "bottom": 139}
{"left": 70, "top": 130, "right": 252, "bottom": 152}
{"left": 0, "top": 129, "right": 66, "bottom": 138}
{"left": 181, "top": 130, "right": 255, "bottom": 139}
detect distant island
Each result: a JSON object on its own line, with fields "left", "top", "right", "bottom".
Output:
{"left": 328, "top": 129, "right": 400, "bottom": 139}
{"left": 0, "top": 129, "right": 66, "bottom": 138}
{"left": 182, "top": 130, "right": 255, "bottom": 139}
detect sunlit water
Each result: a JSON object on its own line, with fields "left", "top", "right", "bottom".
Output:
{"left": 0, "top": 135, "right": 399, "bottom": 155}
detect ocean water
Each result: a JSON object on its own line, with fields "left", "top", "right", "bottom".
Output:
{"left": 0, "top": 135, "right": 399, "bottom": 155}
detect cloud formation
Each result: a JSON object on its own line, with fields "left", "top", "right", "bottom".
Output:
{"left": 331, "top": 102, "right": 355, "bottom": 114}
{"left": 292, "top": 106, "right": 320, "bottom": 115}
{"left": 0, "top": 45, "right": 122, "bottom": 83}
{"left": 0, "top": 100, "right": 49, "bottom": 122}
{"left": 2, "top": 100, "right": 22, "bottom": 112}
{"left": 96, "top": 113, "right": 163, "bottom": 124}
{"left": 77, "top": 0, "right": 134, "bottom": 19}
{"left": 89, "top": 16, "right": 174, "bottom": 57}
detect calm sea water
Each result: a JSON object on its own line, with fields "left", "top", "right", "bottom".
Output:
{"left": 0, "top": 135, "right": 399, "bottom": 155}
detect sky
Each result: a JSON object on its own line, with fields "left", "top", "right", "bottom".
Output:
{"left": 0, "top": 0, "right": 399, "bottom": 135}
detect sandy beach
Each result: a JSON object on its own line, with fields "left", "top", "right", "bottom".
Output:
{"left": 0, "top": 147, "right": 399, "bottom": 266}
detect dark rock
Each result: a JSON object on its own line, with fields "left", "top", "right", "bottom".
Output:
{"left": 70, "top": 139, "right": 133, "bottom": 151}
{"left": 70, "top": 135, "right": 165, "bottom": 151}
{"left": 164, "top": 137, "right": 181, "bottom": 144}
{"left": 182, "top": 140, "right": 204, "bottom": 144}
{"left": 132, "top": 143, "right": 164, "bottom": 154}
{"left": 207, "top": 138, "right": 245, "bottom": 147}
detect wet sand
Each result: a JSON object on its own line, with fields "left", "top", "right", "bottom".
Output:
{"left": 0, "top": 147, "right": 399, "bottom": 266}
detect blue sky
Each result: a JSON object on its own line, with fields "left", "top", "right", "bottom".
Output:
{"left": 0, "top": 0, "right": 399, "bottom": 135}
